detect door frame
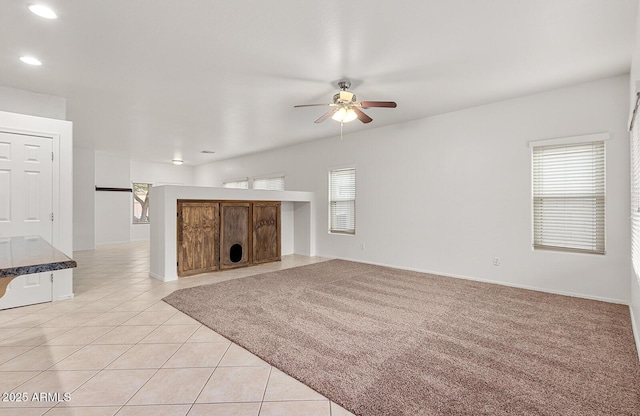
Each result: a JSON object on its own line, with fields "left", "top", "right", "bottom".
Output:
{"left": 0, "top": 127, "right": 60, "bottom": 246}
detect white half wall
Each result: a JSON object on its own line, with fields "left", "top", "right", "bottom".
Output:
{"left": 195, "top": 75, "right": 631, "bottom": 304}
{"left": 149, "top": 186, "right": 314, "bottom": 282}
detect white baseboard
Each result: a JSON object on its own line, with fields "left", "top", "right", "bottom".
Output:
{"left": 630, "top": 305, "right": 640, "bottom": 362}
{"left": 333, "top": 256, "right": 628, "bottom": 305}
{"left": 149, "top": 271, "right": 176, "bottom": 282}
{"left": 54, "top": 293, "right": 74, "bottom": 301}
{"left": 95, "top": 240, "right": 132, "bottom": 246}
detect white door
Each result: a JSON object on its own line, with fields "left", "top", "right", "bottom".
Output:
{"left": 0, "top": 131, "right": 53, "bottom": 309}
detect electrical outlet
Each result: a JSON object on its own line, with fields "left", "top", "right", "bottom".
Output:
{"left": 493, "top": 257, "right": 500, "bottom": 266}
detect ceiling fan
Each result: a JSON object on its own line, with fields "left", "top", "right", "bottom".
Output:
{"left": 294, "top": 81, "right": 397, "bottom": 124}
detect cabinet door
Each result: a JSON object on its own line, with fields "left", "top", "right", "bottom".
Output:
{"left": 220, "top": 202, "right": 251, "bottom": 269}
{"left": 253, "top": 202, "right": 281, "bottom": 264}
{"left": 177, "top": 201, "right": 219, "bottom": 276}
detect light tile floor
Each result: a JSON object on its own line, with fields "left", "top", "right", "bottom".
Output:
{"left": 0, "top": 241, "right": 355, "bottom": 416}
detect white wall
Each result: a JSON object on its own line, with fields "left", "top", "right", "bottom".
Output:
{"left": 195, "top": 75, "right": 631, "bottom": 303}
{"left": 73, "top": 147, "right": 95, "bottom": 250}
{"left": 0, "top": 85, "right": 66, "bottom": 120}
{"left": 95, "top": 153, "right": 131, "bottom": 244}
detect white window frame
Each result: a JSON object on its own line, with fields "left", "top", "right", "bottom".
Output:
{"left": 222, "top": 177, "right": 249, "bottom": 189}
{"left": 529, "top": 133, "right": 608, "bottom": 255}
{"left": 630, "top": 91, "right": 640, "bottom": 284}
{"left": 253, "top": 174, "right": 285, "bottom": 191}
{"left": 132, "top": 182, "right": 152, "bottom": 224}
{"left": 328, "top": 167, "right": 356, "bottom": 235}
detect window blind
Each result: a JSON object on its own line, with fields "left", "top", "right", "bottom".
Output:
{"left": 329, "top": 168, "right": 355, "bottom": 234}
{"left": 631, "top": 99, "right": 640, "bottom": 283}
{"left": 253, "top": 176, "right": 285, "bottom": 191}
{"left": 532, "top": 141, "right": 605, "bottom": 254}
{"left": 222, "top": 178, "right": 248, "bottom": 189}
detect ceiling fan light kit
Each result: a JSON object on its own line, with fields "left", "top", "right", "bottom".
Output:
{"left": 332, "top": 107, "right": 358, "bottom": 123}
{"left": 294, "top": 80, "right": 397, "bottom": 126}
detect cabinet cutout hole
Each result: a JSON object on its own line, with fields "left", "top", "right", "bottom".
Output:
{"left": 230, "top": 244, "right": 243, "bottom": 263}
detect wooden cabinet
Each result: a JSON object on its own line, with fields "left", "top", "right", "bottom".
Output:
{"left": 253, "top": 202, "right": 281, "bottom": 264}
{"left": 177, "top": 201, "right": 219, "bottom": 277}
{"left": 177, "top": 200, "right": 281, "bottom": 277}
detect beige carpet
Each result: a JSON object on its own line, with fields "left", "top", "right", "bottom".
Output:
{"left": 163, "top": 260, "right": 640, "bottom": 415}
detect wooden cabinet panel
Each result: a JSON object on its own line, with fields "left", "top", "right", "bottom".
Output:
{"left": 220, "top": 202, "right": 251, "bottom": 270}
{"left": 177, "top": 201, "right": 219, "bottom": 277}
{"left": 253, "top": 202, "right": 281, "bottom": 264}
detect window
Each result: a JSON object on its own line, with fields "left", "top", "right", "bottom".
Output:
{"left": 631, "top": 96, "right": 640, "bottom": 283}
{"left": 133, "top": 183, "right": 151, "bottom": 224}
{"left": 253, "top": 175, "right": 285, "bottom": 191}
{"left": 329, "top": 167, "right": 355, "bottom": 234}
{"left": 222, "top": 178, "right": 249, "bottom": 189}
{"left": 531, "top": 139, "right": 605, "bottom": 254}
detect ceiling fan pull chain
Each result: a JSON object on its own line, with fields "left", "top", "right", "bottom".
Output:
{"left": 340, "top": 122, "right": 344, "bottom": 140}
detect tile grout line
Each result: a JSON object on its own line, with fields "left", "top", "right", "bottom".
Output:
{"left": 257, "top": 366, "right": 274, "bottom": 415}
{"left": 188, "top": 337, "right": 233, "bottom": 408}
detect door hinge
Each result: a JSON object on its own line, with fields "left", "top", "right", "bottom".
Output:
{"left": 51, "top": 152, "right": 54, "bottom": 161}
{"left": 50, "top": 273, "right": 53, "bottom": 282}
{"left": 50, "top": 213, "right": 54, "bottom": 221}
{"left": 176, "top": 262, "right": 179, "bottom": 266}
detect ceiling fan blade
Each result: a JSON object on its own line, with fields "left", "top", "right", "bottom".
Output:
{"left": 353, "top": 107, "right": 373, "bottom": 124}
{"left": 314, "top": 109, "right": 338, "bottom": 123}
{"left": 294, "top": 103, "right": 331, "bottom": 108}
{"left": 357, "top": 101, "right": 397, "bottom": 108}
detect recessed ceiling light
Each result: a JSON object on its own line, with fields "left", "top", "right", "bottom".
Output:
{"left": 172, "top": 159, "right": 184, "bottom": 165}
{"left": 201, "top": 150, "right": 216, "bottom": 154}
{"left": 28, "top": 4, "right": 57, "bottom": 19}
{"left": 20, "top": 56, "right": 42, "bottom": 66}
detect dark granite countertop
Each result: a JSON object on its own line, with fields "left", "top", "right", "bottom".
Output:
{"left": 0, "top": 236, "right": 77, "bottom": 278}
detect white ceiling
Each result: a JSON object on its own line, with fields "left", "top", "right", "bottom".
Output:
{"left": 0, "top": 1, "right": 637, "bottom": 165}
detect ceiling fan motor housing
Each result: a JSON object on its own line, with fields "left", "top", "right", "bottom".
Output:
{"left": 334, "top": 91, "right": 356, "bottom": 104}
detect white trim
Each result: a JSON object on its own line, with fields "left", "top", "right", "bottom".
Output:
{"left": 528, "top": 132, "right": 610, "bottom": 148}
{"left": 629, "top": 82, "right": 640, "bottom": 131}
{"left": 629, "top": 93, "right": 640, "bottom": 131}
{"left": 55, "top": 294, "right": 75, "bottom": 301}
{"left": 327, "top": 164, "right": 356, "bottom": 172}
{"left": 149, "top": 271, "right": 169, "bottom": 282}
{"left": 253, "top": 172, "right": 285, "bottom": 180}
{"left": 631, "top": 305, "right": 640, "bottom": 362}
{"left": 222, "top": 176, "right": 248, "bottom": 183}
